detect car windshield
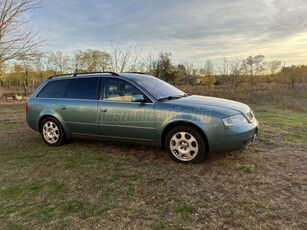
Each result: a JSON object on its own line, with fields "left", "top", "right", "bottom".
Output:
{"left": 132, "top": 76, "right": 185, "bottom": 100}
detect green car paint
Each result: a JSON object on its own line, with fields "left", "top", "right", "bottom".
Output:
{"left": 26, "top": 73, "right": 258, "bottom": 156}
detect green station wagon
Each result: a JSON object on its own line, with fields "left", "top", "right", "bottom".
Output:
{"left": 26, "top": 72, "right": 258, "bottom": 163}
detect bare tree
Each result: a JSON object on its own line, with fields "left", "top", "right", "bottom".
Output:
{"left": 109, "top": 41, "right": 141, "bottom": 72}
{"left": 71, "top": 49, "right": 83, "bottom": 72}
{"left": 201, "top": 59, "right": 215, "bottom": 77}
{"left": 242, "top": 55, "right": 266, "bottom": 77}
{"left": 0, "top": 63, "right": 6, "bottom": 97}
{"left": 0, "top": 0, "right": 46, "bottom": 65}
{"left": 267, "top": 60, "right": 282, "bottom": 76}
{"left": 17, "top": 54, "right": 35, "bottom": 95}
{"left": 216, "top": 57, "right": 229, "bottom": 82}
{"left": 140, "top": 52, "right": 154, "bottom": 75}
{"left": 228, "top": 58, "right": 244, "bottom": 93}
{"left": 47, "top": 51, "right": 69, "bottom": 74}
{"left": 216, "top": 57, "right": 244, "bottom": 93}
{"left": 199, "top": 59, "right": 216, "bottom": 86}
{"left": 32, "top": 50, "right": 44, "bottom": 83}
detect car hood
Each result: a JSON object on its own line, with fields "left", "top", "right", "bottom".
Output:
{"left": 163, "top": 95, "right": 250, "bottom": 113}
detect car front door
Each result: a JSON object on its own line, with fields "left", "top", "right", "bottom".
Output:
{"left": 98, "top": 77, "right": 155, "bottom": 141}
{"left": 59, "top": 77, "right": 100, "bottom": 135}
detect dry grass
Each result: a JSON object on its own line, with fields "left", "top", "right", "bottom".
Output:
{"left": 0, "top": 95, "right": 306, "bottom": 229}
{"left": 179, "top": 83, "right": 307, "bottom": 112}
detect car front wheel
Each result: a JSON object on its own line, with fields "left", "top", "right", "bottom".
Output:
{"left": 40, "top": 117, "right": 65, "bottom": 146}
{"left": 165, "top": 125, "right": 206, "bottom": 163}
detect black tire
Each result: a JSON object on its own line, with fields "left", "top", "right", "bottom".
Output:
{"left": 165, "top": 125, "right": 206, "bottom": 163}
{"left": 40, "top": 117, "right": 65, "bottom": 146}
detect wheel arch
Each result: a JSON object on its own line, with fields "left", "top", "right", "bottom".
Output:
{"left": 39, "top": 115, "right": 55, "bottom": 131}
{"left": 161, "top": 121, "right": 210, "bottom": 153}
{"left": 38, "top": 113, "right": 69, "bottom": 136}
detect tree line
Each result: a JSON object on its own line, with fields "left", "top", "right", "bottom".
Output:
{"left": 0, "top": 0, "right": 306, "bottom": 97}
{"left": 1, "top": 50, "right": 306, "bottom": 96}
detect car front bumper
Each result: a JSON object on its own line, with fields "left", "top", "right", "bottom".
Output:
{"left": 210, "top": 119, "right": 259, "bottom": 154}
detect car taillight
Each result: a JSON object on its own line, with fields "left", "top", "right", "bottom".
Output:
{"left": 26, "top": 102, "right": 28, "bottom": 113}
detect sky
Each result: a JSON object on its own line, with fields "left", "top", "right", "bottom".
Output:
{"left": 29, "top": 0, "right": 307, "bottom": 66}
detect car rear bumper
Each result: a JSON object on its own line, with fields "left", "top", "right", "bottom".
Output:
{"left": 210, "top": 120, "right": 259, "bottom": 154}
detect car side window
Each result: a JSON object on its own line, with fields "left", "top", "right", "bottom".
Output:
{"left": 65, "top": 78, "right": 99, "bottom": 100}
{"left": 37, "top": 79, "right": 70, "bottom": 98}
{"left": 103, "top": 78, "right": 142, "bottom": 102}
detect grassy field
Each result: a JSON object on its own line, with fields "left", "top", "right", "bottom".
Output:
{"left": 0, "top": 89, "right": 306, "bottom": 229}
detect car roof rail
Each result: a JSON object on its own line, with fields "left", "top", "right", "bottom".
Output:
{"left": 125, "top": 72, "right": 146, "bottom": 74}
{"left": 48, "top": 72, "right": 119, "bottom": 79}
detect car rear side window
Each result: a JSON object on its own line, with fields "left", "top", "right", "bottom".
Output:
{"left": 65, "top": 78, "right": 99, "bottom": 100}
{"left": 37, "top": 79, "right": 70, "bottom": 98}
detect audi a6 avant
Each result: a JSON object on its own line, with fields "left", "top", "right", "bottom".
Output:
{"left": 26, "top": 72, "right": 258, "bottom": 163}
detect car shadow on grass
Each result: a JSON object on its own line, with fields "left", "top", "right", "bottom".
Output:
{"left": 64, "top": 137, "right": 254, "bottom": 166}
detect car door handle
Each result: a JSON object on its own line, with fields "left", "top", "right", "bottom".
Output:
{"left": 99, "top": 108, "right": 108, "bottom": 113}
{"left": 59, "top": 105, "right": 66, "bottom": 110}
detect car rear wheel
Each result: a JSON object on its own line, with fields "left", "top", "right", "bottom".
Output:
{"left": 40, "top": 117, "right": 65, "bottom": 146}
{"left": 165, "top": 125, "right": 206, "bottom": 163}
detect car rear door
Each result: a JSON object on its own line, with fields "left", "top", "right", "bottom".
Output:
{"left": 59, "top": 77, "right": 100, "bottom": 135}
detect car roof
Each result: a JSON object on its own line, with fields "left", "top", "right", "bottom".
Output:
{"left": 118, "top": 73, "right": 153, "bottom": 80}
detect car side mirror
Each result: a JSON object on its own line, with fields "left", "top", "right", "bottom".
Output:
{"left": 131, "top": 94, "right": 145, "bottom": 102}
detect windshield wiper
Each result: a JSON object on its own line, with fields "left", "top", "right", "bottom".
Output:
{"left": 158, "top": 94, "right": 190, "bottom": 101}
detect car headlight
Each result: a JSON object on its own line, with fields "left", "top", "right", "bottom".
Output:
{"left": 222, "top": 114, "right": 248, "bottom": 127}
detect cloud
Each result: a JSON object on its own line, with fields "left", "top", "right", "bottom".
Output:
{"left": 31, "top": 0, "right": 307, "bottom": 65}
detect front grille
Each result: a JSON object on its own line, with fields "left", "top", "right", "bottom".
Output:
{"left": 246, "top": 110, "right": 255, "bottom": 122}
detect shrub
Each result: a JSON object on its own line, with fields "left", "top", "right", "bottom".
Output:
{"left": 235, "top": 164, "right": 261, "bottom": 173}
